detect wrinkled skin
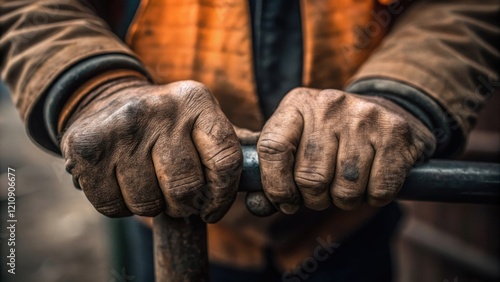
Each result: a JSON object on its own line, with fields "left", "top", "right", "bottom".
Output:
{"left": 61, "top": 79, "right": 242, "bottom": 223}
{"left": 62, "top": 79, "right": 436, "bottom": 221}
{"left": 257, "top": 88, "right": 436, "bottom": 214}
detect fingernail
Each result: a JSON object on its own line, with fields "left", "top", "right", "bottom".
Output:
{"left": 246, "top": 192, "right": 277, "bottom": 217}
{"left": 279, "top": 203, "right": 299, "bottom": 215}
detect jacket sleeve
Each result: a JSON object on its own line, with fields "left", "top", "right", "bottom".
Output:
{"left": 347, "top": 0, "right": 499, "bottom": 156}
{"left": 0, "top": 0, "right": 148, "bottom": 153}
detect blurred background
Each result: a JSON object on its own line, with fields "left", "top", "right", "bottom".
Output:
{"left": 0, "top": 81, "right": 499, "bottom": 282}
{"left": 0, "top": 82, "right": 111, "bottom": 281}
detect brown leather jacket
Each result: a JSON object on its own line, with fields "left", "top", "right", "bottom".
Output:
{"left": 1, "top": 0, "right": 498, "bottom": 270}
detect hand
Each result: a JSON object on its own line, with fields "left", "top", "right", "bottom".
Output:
{"left": 61, "top": 79, "right": 242, "bottom": 223}
{"left": 257, "top": 88, "right": 436, "bottom": 214}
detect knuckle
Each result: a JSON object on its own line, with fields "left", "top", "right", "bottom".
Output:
{"left": 318, "top": 89, "right": 347, "bottom": 104}
{"left": 175, "top": 80, "right": 213, "bottom": 102}
{"left": 351, "top": 117, "right": 372, "bottom": 132}
{"left": 63, "top": 126, "right": 107, "bottom": 166}
{"left": 356, "top": 102, "right": 381, "bottom": 120}
{"left": 380, "top": 116, "right": 414, "bottom": 148}
{"left": 113, "top": 101, "right": 150, "bottom": 141}
{"left": 258, "top": 137, "right": 295, "bottom": 159}
{"left": 127, "top": 199, "right": 165, "bottom": 216}
{"left": 181, "top": 80, "right": 209, "bottom": 91}
{"left": 164, "top": 174, "right": 205, "bottom": 203}
{"left": 283, "top": 87, "right": 319, "bottom": 105}
{"left": 94, "top": 199, "right": 130, "bottom": 217}
{"left": 207, "top": 146, "right": 242, "bottom": 173}
{"left": 389, "top": 116, "right": 412, "bottom": 137}
{"left": 369, "top": 188, "right": 398, "bottom": 203}
{"left": 395, "top": 118, "right": 411, "bottom": 132}
{"left": 333, "top": 187, "right": 364, "bottom": 203}
{"left": 318, "top": 90, "right": 348, "bottom": 120}
{"left": 294, "top": 170, "right": 330, "bottom": 191}
{"left": 287, "top": 87, "right": 309, "bottom": 97}
{"left": 116, "top": 98, "right": 149, "bottom": 123}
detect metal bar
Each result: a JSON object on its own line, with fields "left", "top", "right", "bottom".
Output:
{"left": 241, "top": 146, "right": 500, "bottom": 204}
{"left": 153, "top": 214, "right": 209, "bottom": 281}
{"left": 154, "top": 145, "right": 500, "bottom": 281}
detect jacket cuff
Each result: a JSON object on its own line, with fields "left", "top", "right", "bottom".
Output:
{"left": 42, "top": 54, "right": 150, "bottom": 154}
{"left": 345, "top": 78, "right": 463, "bottom": 157}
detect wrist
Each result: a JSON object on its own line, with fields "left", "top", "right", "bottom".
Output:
{"left": 59, "top": 72, "right": 148, "bottom": 135}
{"left": 43, "top": 54, "right": 150, "bottom": 152}
{"left": 345, "top": 79, "right": 455, "bottom": 157}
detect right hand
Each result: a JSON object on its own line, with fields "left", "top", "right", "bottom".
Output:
{"left": 61, "top": 79, "right": 243, "bottom": 223}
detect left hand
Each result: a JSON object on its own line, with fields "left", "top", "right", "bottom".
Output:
{"left": 257, "top": 88, "right": 436, "bottom": 214}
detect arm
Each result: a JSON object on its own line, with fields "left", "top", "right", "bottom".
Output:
{"left": 0, "top": 0, "right": 242, "bottom": 221}
{"left": 0, "top": 0, "right": 145, "bottom": 153}
{"left": 347, "top": 0, "right": 499, "bottom": 157}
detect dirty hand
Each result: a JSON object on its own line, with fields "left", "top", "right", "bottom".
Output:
{"left": 61, "top": 79, "right": 242, "bottom": 223}
{"left": 257, "top": 88, "right": 436, "bottom": 214}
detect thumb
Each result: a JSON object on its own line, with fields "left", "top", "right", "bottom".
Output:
{"left": 246, "top": 192, "right": 278, "bottom": 217}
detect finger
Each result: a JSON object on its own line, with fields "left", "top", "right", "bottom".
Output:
{"left": 233, "top": 125, "right": 260, "bottom": 145}
{"left": 245, "top": 192, "right": 277, "bottom": 217}
{"left": 63, "top": 158, "right": 82, "bottom": 190}
{"left": 116, "top": 151, "right": 165, "bottom": 217}
{"left": 72, "top": 175, "right": 81, "bottom": 189}
{"left": 294, "top": 129, "right": 337, "bottom": 211}
{"left": 258, "top": 107, "right": 303, "bottom": 214}
{"left": 331, "top": 135, "right": 374, "bottom": 210}
{"left": 152, "top": 136, "right": 205, "bottom": 218}
{"left": 415, "top": 127, "right": 436, "bottom": 162}
{"left": 192, "top": 110, "right": 242, "bottom": 223}
{"left": 367, "top": 147, "right": 412, "bottom": 207}
{"left": 79, "top": 166, "right": 132, "bottom": 217}
{"left": 61, "top": 128, "right": 131, "bottom": 217}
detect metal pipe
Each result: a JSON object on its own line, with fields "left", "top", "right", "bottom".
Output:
{"left": 240, "top": 146, "right": 500, "bottom": 204}
{"left": 154, "top": 145, "right": 500, "bottom": 281}
{"left": 153, "top": 214, "right": 209, "bottom": 281}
